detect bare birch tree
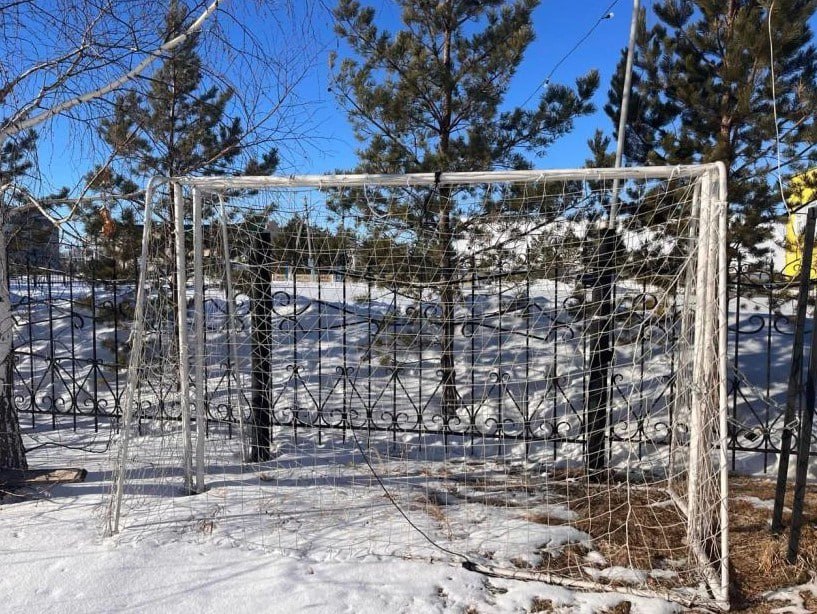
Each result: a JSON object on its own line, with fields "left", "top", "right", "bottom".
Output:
{"left": 0, "top": 0, "right": 317, "bottom": 469}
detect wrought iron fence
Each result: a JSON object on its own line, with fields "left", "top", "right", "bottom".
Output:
{"left": 11, "top": 256, "right": 135, "bottom": 432}
{"left": 10, "top": 250, "right": 817, "bottom": 473}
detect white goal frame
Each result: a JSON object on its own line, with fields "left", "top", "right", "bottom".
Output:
{"left": 110, "top": 163, "right": 729, "bottom": 609}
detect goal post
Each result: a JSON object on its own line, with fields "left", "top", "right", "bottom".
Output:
{"left": 108, "top": 164, "right": 730, "bottom": 609}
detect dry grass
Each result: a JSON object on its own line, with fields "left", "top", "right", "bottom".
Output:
{"left": 571, "top": 488, "right": 687, "bottom": 573}
{"left": 421, "top": 499, "right": 448, "bottom": 524}
{"left": 522, "top": 475, "right": 817, "bottom": 611}
{"left": 406, "top": 468, "right": 816, "bottom": 610}
{"left": 410, "top": 492, "right": 455, "bottom": 539}
{"left": 800, "top": 589, "right": 817, "bottom": 611}
{"left": 524, "top": 481, "right": 690, "bottom": 591}
{"left": 727, "top": 477, "right": 817, "bottom": 611}
{"left": 529, "top": 596, "right": 554, "bottom": 612}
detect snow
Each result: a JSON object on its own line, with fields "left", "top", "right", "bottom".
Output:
{"left": 738, "top": 495, "right": 787, "bottom": 512}
{"left": 4, "top": 247, "right": 814, "bottom": 612}
{"left": 0, "top": 440, "right": 684, "bottom": 614}
{"left": 765, "top": 575, "right": 817, "bottom": 614}
{"left": 583, "top": 566, "right": 647, "bottom": 586}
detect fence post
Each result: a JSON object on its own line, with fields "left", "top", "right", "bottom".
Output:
{"left": 25, "top": 260, "right": 35, "bottom": 428}
{"left": 586, "top": 227, "right": 617, "bottom": 476}
{"left": 5, "top": 246, "right": 12, "bottom": 439}
{"left": 772, "top": 207, "right": 816, "bottom": 532}
{"left": 788, "top": 308, "right": 817, "bottom": 561}
{"left": 249, "top": 229, "right": 274, "bottom": 461}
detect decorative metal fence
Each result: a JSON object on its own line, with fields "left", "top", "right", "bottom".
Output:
{"left": 10, "top": 251, "right": 817, "bottom": 473}
{"left": 11, "top": 257, "right": 135, "bottom": 432}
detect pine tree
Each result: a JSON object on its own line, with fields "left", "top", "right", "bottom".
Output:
{"left": 333, "top": 0, "right": 598, "bottom": 174}
{"left": 76, "top": 1, "right": 280, "bottom": 463}
{"left": 82, "top": 0, "right": 278, "bottom": 261}
{"left": 332, "top": 0, "right": 598, "bottom": 416}
{"left": 0, "top": 131, "right": 36, "bottom": 186}
{"left": 2, "top": 129, "right": 41, "bottom": 272}
{"left": 0, "top": 0, "right": 225, "bottom": 471}
{"left": 602, "top": 1, "right": 817, "bottom": 259}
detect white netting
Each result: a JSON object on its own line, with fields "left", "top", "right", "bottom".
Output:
{"left": 107, "top": 167, "right": 729, "bottom": 609}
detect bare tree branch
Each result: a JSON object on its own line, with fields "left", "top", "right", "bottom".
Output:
{"left": 0, "top": 0, "right": 223, "bottom": 141}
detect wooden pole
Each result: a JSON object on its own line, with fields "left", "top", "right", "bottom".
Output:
{"left": 772, "top": 207, "right": 816, "bottom": 532}
{"left": 788, "top": 249, "right": 817, "bottom": 561}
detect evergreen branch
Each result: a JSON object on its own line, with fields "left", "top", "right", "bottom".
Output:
{"left": 731, "top": 115, "right": 815, "bottom": 176}
{"left": 332, "top": 79, "right": 423, "bottom": 169}
{"left": 332, "top": 12, "right": 444, "bottom": 139}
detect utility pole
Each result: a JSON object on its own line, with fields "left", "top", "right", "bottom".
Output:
{"left": 585, "top": 0, "right": 640, "bottom": 475}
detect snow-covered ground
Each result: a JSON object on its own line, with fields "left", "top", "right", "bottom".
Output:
{"left": 0, "top": 430, "right": 683, "bottom": 614}
{"left": 5, "top": 268, "right": 817, "bottom": 612}
{"left": 4, "top": 424, "right": 817, "bottom": 613}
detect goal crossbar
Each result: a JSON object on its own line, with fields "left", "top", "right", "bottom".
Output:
{"left": 169, "top": 163, "right": 727, "bottom": 191}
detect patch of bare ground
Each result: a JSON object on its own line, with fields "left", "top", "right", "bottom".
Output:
{"left": 800, "top": 588, "right": 817, "bottom": 611}
{"left": 529, "top": 596, "right": 554, "bottom": 612}
{"left": 526, "top": 483, "right": 690, "bottom": 590}
{"left": 727, "top": 477, "right": 817, "bottom": 612}
{"left": 522, "top": 475, "right": 817, "bottom": 611}
{"left": 527, "top": 596, "right": 633, "bottom": 613}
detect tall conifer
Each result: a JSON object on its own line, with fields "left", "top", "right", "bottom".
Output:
{"left": 603, "top": 1, "right": 817, "bottom": 257}
{"left": 332, "top": 0, "right": 598, "bottom": 416}
{"left": 83, "top": 0, "right": 278, "bottom": 252}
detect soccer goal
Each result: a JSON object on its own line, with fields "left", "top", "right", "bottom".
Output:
{"left": 107, "top": 164, "right": 729, "bottom": 609}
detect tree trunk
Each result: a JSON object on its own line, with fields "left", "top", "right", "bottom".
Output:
{"left": 437, "top": 6, "right": 457, "bottom": 419}
{"left": 437, "top": 188, "right": 458, "bottom": 418}
{"left": 0, "top": 216, "right": 27, "bottom": 470}
{"left": 585, "top": 228, "right": 616, "bottom": 475}
{"left": 249, "top": 229, "right": 273, "bottom": 461}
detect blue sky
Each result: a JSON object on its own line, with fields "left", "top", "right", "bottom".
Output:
{"left": 37, "top": 1, "right": 815, "bottom": 195}
{"left": 295, "top": 0, "right": 630, "bottom": 174}
{"left": 36, "top": 1, "right": 632, "bottom": 195}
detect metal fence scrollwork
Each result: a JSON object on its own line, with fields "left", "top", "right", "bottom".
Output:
{"left": 10, "top": 248, "right": 817, "bottom": 473}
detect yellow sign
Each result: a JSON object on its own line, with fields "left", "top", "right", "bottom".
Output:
{"left": 783, "top": 171, "right": 817, "bottom": 279}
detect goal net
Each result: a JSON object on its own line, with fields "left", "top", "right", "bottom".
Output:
{"left": 107, "top": 165, "right": 729, "bottom": 609}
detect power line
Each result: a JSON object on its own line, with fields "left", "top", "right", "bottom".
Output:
{"left": 768, "top": 1, "right": 790, "bottom": 215}
{"left": 520, "top": 0, "right": 620, "bottom": 109}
